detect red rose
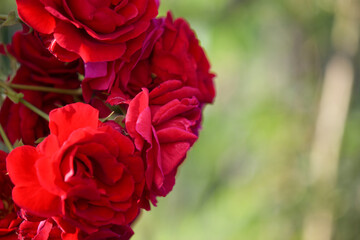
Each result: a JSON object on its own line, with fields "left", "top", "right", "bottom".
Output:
{"left": 81, "top": 17, "right": 164, "bottom": 102}
{"left": 149, "top": 12, "right": 215, "bottom": 104}
{"left": 0, "top": 151, "right": 22, "bottom": 239}
{"left": 6, "top": 103, "right": 145, "bottom": 234}
{"left": 6, "top": 26, "right": 83, "bottom": 76}
{"left": 125, "top": 80, "right": 201, "bottom": 207}
{"left": 83, "top": 12, "right": 215, "bottom": 105}
{"left": 16, "top": 0, "right": 159, "bottom": 62}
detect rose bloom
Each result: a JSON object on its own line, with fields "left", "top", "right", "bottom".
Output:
{"left": 0, "top": 151, "right": 22, "bottom": 240}
{"left": 83, "top": 12, "right": 215, "bottom": 105}
{"left": 125, "top": 80, "right": 201, "bottom": 207}
{"left": 6, "top": 103, "right": 144, "bottom": 234}
{"left": 16, "top": 0, "right": 159, "bottom": 62}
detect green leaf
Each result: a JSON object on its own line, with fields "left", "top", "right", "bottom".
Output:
{"left": 34, "top": 137, "right": 46, "bottom": 144}
{"left": 78, "top": 73, "right": 85, "bottom": 81}
{"left": 1, "top": 11, "right": 19, "bottom": 27}
{"left": 7, "top": 91, "right": 24, "bottom": 104}
{"left": 13, "top": 139, "right": 24, "bottom": 148}
{"left": 114, "top": 115, "right": 125, "bottom": 128}
{"left": 100, "top": 111, "right": 115, "bottom": 122}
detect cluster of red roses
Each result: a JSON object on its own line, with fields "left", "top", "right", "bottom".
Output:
{"left": 0, "top": 0, "right": 215, "bottom": 239}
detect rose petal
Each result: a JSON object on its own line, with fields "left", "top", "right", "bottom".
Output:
{"left": 54, "top": 22, "right": 126, "bottom": 62}
{"left": 49, "top": 103, "right": 99, "bottom": 145}
{"left": 126, "top": 89, "right": 152, "bottom": 150}
{"left": 16, "top": 0, "right": 56, "bottom": 34}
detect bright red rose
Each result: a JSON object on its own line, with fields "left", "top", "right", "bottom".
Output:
{"left": 125, "top": 80, "right": 201, "bottom": 207}
{"left": 16, "top": 0, "right": 159, "bottom": 62}
{"left": 0, "top": 151, "right": 22, "bottom": 239}
{"left": 6, "top": 103, "right": 145, "bottom": 234}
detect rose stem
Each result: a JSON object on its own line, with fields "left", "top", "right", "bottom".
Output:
{"left": 0, "top": 81, "right": 50, "bottom": 121}
{"left": 8, "top": 83, "right": 82, "bottom": 95}
{"left": 19, "top": 98, "right": 49, "bottom": 121}
{"left": 0, "top": 124, "right": 13, "bottom": 152}
{"left": 0, "top": 14, "right": 8, "bottom": 20}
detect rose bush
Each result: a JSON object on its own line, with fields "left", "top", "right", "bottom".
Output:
{"left": 16, "top": 0, "right": 159, "bottom": 62}
{"left": 6, "top": 103, "right": 145, "bottom": 234}
{"left": 1, "top": 1, "right": 215, "bottom": 238}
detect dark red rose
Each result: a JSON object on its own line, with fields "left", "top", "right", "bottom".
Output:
{"left": 82, "top": 17, "right": 164, "bottom": 102}
{"left": 125, "top": 80, "right": 201, "bottom": 207}
{"left": 6, "top": 26, "right": 83, "bottom": 76}
{"left": 0, "top": 28, "right": 82, "bottom": 145}
{"left": 16, "top": 0, "right": 159, "bottom": 62}
{"left": 83, "top": 12, "right": 215, "bottom": 105}
{"left": 0, "top": 151, "right": 22, "bottom": 239}
{"left": 6, "top": 103, "right": 145, "bottom": 234}
{"left": 149, "top": 12, "right": 215, "bottom": 104}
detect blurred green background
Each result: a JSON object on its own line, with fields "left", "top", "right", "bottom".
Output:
{"left": 2, "top": 0, "right": 360, "bottom": 239}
